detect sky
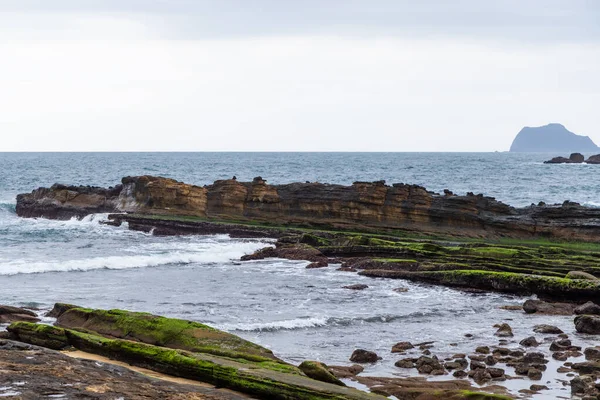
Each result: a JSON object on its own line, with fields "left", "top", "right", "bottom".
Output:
{"left": 1, "top": 1, "right": 599, "bottom": 151}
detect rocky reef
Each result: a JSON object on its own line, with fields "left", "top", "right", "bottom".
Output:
{"left": 1, "top": 304, "right": 512, "bottom": 400}
{"left": 16, "top": 175, "right": 600, "bottom": 242}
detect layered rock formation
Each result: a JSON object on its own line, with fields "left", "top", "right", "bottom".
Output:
{"left": 16, "top": 175, "right": 600, "bottom": 241}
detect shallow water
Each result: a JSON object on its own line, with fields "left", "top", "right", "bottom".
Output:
{"left": 1, "top": 152, "right": 599, "bottom": 399}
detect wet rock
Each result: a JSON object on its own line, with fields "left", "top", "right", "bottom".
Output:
{"left": 45, "top": 303, "right": 79, "bottom": 318}
{"left": 493, "top": 323, "right": 513, "bottom": 337}
{"left": 395, "top": 359, "right": 416, "bottom": 369}
{"left": 498, "top": 305, "right": 523, "bottom": 311}
{"left": 298, "top": 361, "right": 345, "bottom": 386}
{"left": 484, "top": 355, "right": 496, "bottom": 366}
{"left": 342, "top": 284, "right": 369, "bottom": 291}
{"left": 509, "top": 350, "right": 525, "bottom": 358}
{"left": 350, "top": 349, "right": 380, "bottom": 363}
{"left": 493, "top": 348, "right": 511, "bottom": 356}
{"left": 487, "top": 367, "right": 505, "bottom": 379}
{"left": 575, "top": 301, "right": 600, "bottom": 315}
{"left": 527, "top": 368, "right": 543, "bottom": 380}
{"left": 391, "top": 342, "right": 414, "bottom": 353}
{"left": 475, "top": 346, "right": 490, "bottom": 354}
{"left": 553, "top": 352, "right": 569, "bottom": 361}
{"left": 523, "top": 299, "right": 574, "bottom": 315}
{"left": 470, "top": 360, "right": 486, "bottom": 370}
{"left": 586, "top": 154, "right": 600, "bottom": 164}
{"left": 392, "top": 287, "right": 409, "bottom": 293}
{"left": 468, "top": 354, "right": 485, "bottom": 362}
{"left": 557, "top": 366, "right": 572, "bottom": 373}
{"left": 530, "top": 384, "right": 548, "bottom": 391}
{"left": 0, "top": 305, "right": 40, "bottom": 324}
{"left": 571, "top": 375, "right": 595, "bottom": 395}
{"left": 336, "top": 266, "right": 357, "bottom": 272}
{"left": 520, "top": 336, "right": 540, "bottom": 347}
{"left": 415, "top": 356, "right": 444, "bottom": 374}
{"left": 444, "top": 361, "right": 463, "bottom": 371}
{"left": 468, "top": 368, "right": 492, "bottom": 384}
{"left": 572, "top": 361, "right": 600, "bottom": 374}
{"left": 575, "top": 315, "right": 600, "bottom": 334}
{"left": 327, "top": 364, "right": 364, "bottom": 379}
{"left": 533, "top": 324, "right": 564, "bottom": 334}
{"left": 306, "top": 260, "right": 328, "bottom": 269}
{"left": 567, "top": 271, "right": 599, "bottom": 281}
{"left": 523, "top": 352, "right": 548, "bottom": 364}
{"left": 453, "top": 370, "right": 468, "bottom": 378}
{"left": 584, "top": 347, "right": 600, "bottom": 361}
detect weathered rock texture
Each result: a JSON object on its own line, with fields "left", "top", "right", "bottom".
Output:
{"left": 15, "top": 176, "right": 600, "bottom": 242}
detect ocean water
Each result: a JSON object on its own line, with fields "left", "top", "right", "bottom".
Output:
{"left": 1, "top": 152, "right": 599, "bottom": 398}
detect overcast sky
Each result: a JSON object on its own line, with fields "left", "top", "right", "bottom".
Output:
{"left": 1, "top": 1, "right": 599, "bottom": 151}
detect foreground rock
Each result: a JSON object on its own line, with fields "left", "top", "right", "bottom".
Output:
{"left": 575, "top": 315, "right": 600, "bottom": 334}
{"left": 0, "top": 339, "right": 251, "bottom": 399}
{"left": 17, "top": 175, "right": 600, "bottom": 242}
{"left": 7, "top": 304, "right": 384, "bottom": 400}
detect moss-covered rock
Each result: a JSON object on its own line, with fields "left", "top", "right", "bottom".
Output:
{"left": 299, "top": 361, "right": 346, "bottom": 386}
{"left": 7, "top": 321, "right": 69, "bottom": 350}
{"left": 8, "top": 321, "right": 385, "bottom": 400}
{"left": 56, "top": 307, "right": 281, "bottom": 363}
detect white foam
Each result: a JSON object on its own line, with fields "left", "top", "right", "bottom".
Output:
{"left": 0, "top": 240, "right": 266, "bottom": 276}
{"left": 221, "top": 316, "right": 329, "bottom": 332}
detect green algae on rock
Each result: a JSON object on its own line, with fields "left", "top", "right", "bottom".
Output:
{"left": 7, "top": 319, "right": 384, "bottom": 400}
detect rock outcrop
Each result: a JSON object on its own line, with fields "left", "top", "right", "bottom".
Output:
{"left": 16, "top": 175, "right": 600, "bottom": 242}
{"left": 544, "top": 153, "right": 585, "bottom": 164}
{"left": 510, "top": 123, "right": 599, "bottom": 152}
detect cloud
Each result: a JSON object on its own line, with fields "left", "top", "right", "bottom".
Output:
{"left": 1, "top": 0, "right": 598, "bottom": 43}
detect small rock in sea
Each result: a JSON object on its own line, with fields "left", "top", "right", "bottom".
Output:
{"left": 422, "top": 349, "right": 431, "bottom": 355}
{"left": 470, "top": 360, "right": 486, "bottom": 370}
{"left": 469, "top": 368, "right": 492, "bottom": 384}
{"left": 527, "top": 368, "right": 543, "bottom": 380}
{"left": 336, "top": 266, "right": 356, "bottom": 272}
{"left": 342, "top": 284, "right": 369, "bottom": 290}
{"left": 584, "top": 347, "right": 600, "bottom": 360}
{"left": 487, "top": 367, "right": 505, "bottom": 379}
{"left": 392, "top": 287, "right": 409, "bottom": 293}
{"left": 520, "top": 336, "right": 540, "bottom": 347}
{"left": 533, "top": 324, "right": 563, "bottom": 334}
{"left": 530, "top": 384, "right": 549, "bottom": 391}
{"left": 493, "top": 323, "right": 513, "bottom": 337}
{"left": 575, "top": 315, "right": 600, "bottom": 334}
{"left": 523, "top": 299, "right": 574, "bottom": 315}
{"left": 349, "top": 349, "right": 380, "bottom": 363}
{"left": 574, "top": 301, "right": 600, "bottom": 315}
{"left": 509, "top": 350, "right": 525, "bottom": 358}
{"left": 391, "top": 341, "right": 414, "bottom": 353}
{"left": 557, "top": 366, "right": 571, "bottom": 373}
{"left": 464, "top": 333, "right": 473, "bottom": 338}
{"left": 475, "top": 346, "right": 490, "bottom": 354}
{"left": 484, "top": 355, "right": 496, "bottom": 366}
{"left": 415, "top": 356, "right": 444, "bottom": 374}
{"left": 522, "top": 352, "right": 548, "bottom": 364}
{"left": 499, "top": 305, "right": 523, "bottom": 311}
{"left": 453, "top": 370, "right": 468, "bottom": 378}
{"left": 394, "top": 358, "right": 416, "bottom": 369}
{"left": 306, "top": 260, "right": 328, "bottom": 269}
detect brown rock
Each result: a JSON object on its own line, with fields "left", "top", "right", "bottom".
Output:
{"left": 523, "top": 299, "right": 574, "bottom": 315}
{"left": 493, "top": 323, "right": 513, "bottom": 337}
{"left": 391, "top": 342, "right": 414, "bottom": 353}
{"left": 575, "top": 315, "right": 600, "bottom": 334}
{"left": 342, "top": 284, "right": 369, "bottom": 291}
{"left": 306, "top": 260, "right": 328, "bottom": 269}
{"left": 349, "top": 349, "right": 380, "bottom": 363}
{"left": 533, "top": 324, "right": 564, "bottom": 334}
{"left": 575, "top": 301, "right": 600, "bottom": 315}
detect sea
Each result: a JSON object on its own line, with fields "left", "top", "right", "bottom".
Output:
{"left": 1, "top": 152, "right": 599, "bottom": 398}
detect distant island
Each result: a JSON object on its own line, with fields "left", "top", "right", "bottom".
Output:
{"left": 509, "top": 123, "right": 599, "bottom": 152}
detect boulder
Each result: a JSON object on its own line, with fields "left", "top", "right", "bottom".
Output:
{"left": 493, "top": 323, "right": 513, "bottom": 337}
{"left": 45, "top": 303, "right": 78, "bottom": 318}
{"left": 395, "top": 358, "right": 416, "bottom": 369}
{"left": 575, "top": 301, "right": 600, "bottom": 315}
{"left": 567, "top": 271, "right": 599, "bottom": 281}
{"left": 391, "top": 341, "right": 414, "bottom": 353}
{"left": 415, "top": 356, "right": 444, "bottom": 374}
{"left": 0, "top": 305, "right": 40, "bottom": 324}
{"left": 350, "top": 349, "right": 380, "bottom": 363}
{"left": 585, "top": 154, "right": 600, "bottom": 164}
{"left": 572, "top": 361, "right": 600, "bottom": 374}
{"left": 575, "top": 315, "right": 600, "bottom": 334}
{"left": 533, "top": 324, "right": 564, "bottom": 334}
{"left": 520, "top": 336, "right": 540, "bottom": 347}
{"left": 523, "top": 299, "right": 574, "bottom": 315}
{"left": 298, "top": 361, "right": 345, "bottom": 386}
{"left": 544, "top": 153, "right": 585, "bottom": 164}
{"left": 584, "top": 347, "right": 600, "bottom": 361}
{"left": 306, "top": 260, "right": 328, "bottom": 269}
